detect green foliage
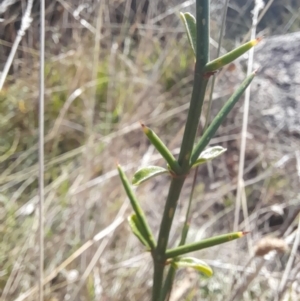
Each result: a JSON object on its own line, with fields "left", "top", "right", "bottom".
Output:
{"left": 165, "top": 232, "right": 245, "bottom": 258}
{"left": 191, "top": 146, "right": 227, "bottom": 168}
{"left": 191, "top": 71, "right": 256, "bottom": 166}
{"left": 204, "top": 38, "right": 261, "bottom": 72}
{"left": 118, "top": 165, "right": 156, "bottom": 250}
{"left": 141, "top": 124, "right": 181, "bottom": 174}
{"left": 128, "top": 214, "right": 151, "bottom": 248}
{"left": 132, "top": 166, "right": 169, "bottom": 186}
{"left": 180, "top": 12, "right": 197, "bottom": 57}
{"left": 118, "top": 1, "right": 256, "bottom": 300}
{"left": 171, "top": 257, "right": 213, "bottom": 277}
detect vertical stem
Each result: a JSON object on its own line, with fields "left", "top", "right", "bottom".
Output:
{"left": 0, "top": 1, "right": 34, "bottom": 90}
{"left": 162, "top": 266, "right": 176, "bottom": 301}
{"left": 162, "top": 1, "right": 228, "bottom": 293}
{"left": 152, "top": 177, "right": 185, "bottom": 301}
{"left": 162, "top": 168, "right": 198, "bottom": 301}
{"left": 205, "top": 0, "right": 229, "bottom": 129}
{"left": 178, "top": 78, "right": 208, "bottom": 171}
{"left": 38, "top": 0, "right": 45, "bottom": 300}
{"left": 151, "top": 1, "right": 210, "bottom": 300}
{"left": 234, "top": 0, "right": 262, "bottom": 232}
{"left": 152, "top": 261, "right": 166, "bottom": 301}
{"left": 178, "top": 0, "right": 210, "bottom": 171}
{"left": 196, "top": 0, "right": 210, "bottom": 68}
{"left": 155, "top": 177, "right": 185, "bottom": 258}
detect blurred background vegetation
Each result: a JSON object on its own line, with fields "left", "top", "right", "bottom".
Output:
{"left": 0, "top": 0, "right": 300, "bottom": 300}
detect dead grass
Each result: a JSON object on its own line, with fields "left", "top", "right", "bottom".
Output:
{"left": 1, "top": 1, "right": 300, "bottom": 300}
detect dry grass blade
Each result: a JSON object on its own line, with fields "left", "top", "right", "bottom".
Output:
{"left": 275, "top": 222, "right": 300, "bottom": 300}
{"left": 234, "top": 0, "right": 264, "bottom": 246}
{"left": 14, "top": 216, "right": 124, "bottom": 301}
{"left": 0, "top": 0, "right": 18, "bottom": 14}
{"left": 38, "top": 0, "right": 45, "bottom": 300}
{"left": 69, "top": 204, "right": 127, "bottom": 301}
{"left": 254, "top": 237, "right": 288, "bottom": 257}
{"left": 0, "top": 0, "right": 34, "bottom": 90}
{"left": 229, "top": 235, "right": 289, "bottom": 301}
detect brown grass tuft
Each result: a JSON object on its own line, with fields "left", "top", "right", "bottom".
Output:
{"left": 254, "top": 237, "right": 288, "bottom": 257}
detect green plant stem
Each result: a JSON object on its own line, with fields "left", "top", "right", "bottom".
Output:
{"left": 152, "top": 177, "right": 185, "bottom": 301}
{"left": 165, "top": 232, "right": 246, "bottom": 259}
{"left": 155, "top": 177, "right": 186, "bottom": 256}
{"left": 178, "top": 78, "right": 208, "bottom": 172}
{"left": 163, "top": 0, "right": 224, "bottom": 290}
{"left": 177, "top": 0, "right": 210, "bottom": 172}
{"left": 162, "top": 167, "right": 199, "bottom": 300}
{"left": 152, "top": 2, "right": 210, "bottom": 300}
{"left": 196, "top": 0, "right": 210, "bottom": 68}
{"left": 179, "top": 165, "right": 198, "bottom": 245}
{"left": 152, "top": 261, "right": 165, "bottom": 301}
{"left": 161, "top": 266, "right": 176, "bottom": 301}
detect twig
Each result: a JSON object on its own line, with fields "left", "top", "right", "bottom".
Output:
{"left": 56, "top": 0, "right": 96, "bottom": 34}
{"left": 234, "top": 0, "right": 264, "bottom": 236}
{"left": 228, "top": 257, "right": 265, "bottom": 301}
{"left": 0, "top": 0, "right": 34, "bottom": 90}
{"left": 163, "top": 2, "right": 231, "bottom": 298}
{"left": 79, "top": 0, "right": 104, "bottom": 273}
{"left": 38, "top": 0, "right": 45, "bottom": 300}
{"left": 152, "top": 3, "right": 211, "bottom": 299}
{"left": 275, "top": 219, "right": 300, "bottom": 300}
{"left": 241, "top": 0, "right": 275, "bottom": 43}
{"left": 0, "top": 0, "right": 18, "bottom": 14}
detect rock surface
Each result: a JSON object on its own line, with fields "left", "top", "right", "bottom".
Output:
{"left": 251, "top": 31, "right": 300, "bottom": 134}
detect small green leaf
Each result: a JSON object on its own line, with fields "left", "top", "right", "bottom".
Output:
{"left": 204, "top": 37, "right": 262, "bottom": 72}
{"left": 132, "top": 166, "right": 169, "bottom": 186}
{"left": 172, "top": 257, "right": 213, "bottom": 277}
{"left": 166, "top": 232, "right": 247, "bottom": 258}
{"left": 191, "top": 71, "right": 256, "bottom": 166}
{"left": 192, "top": 146, "right": 226, "bottom": 168}
{"left": 118, "top": 165, "right": 156, "bottom": 249}
{"left": 128, "top": 214, "right": 150, "bottom": 248}
{"left": 180, "top": 12, "right": 197, "bottom": 57}
{"left": 141, "top": 124, "right": 182, "bottom": 174}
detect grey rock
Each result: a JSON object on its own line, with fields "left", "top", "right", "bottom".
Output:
{"left": 251, "top": 31, "right": 300, "bottom": 134}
